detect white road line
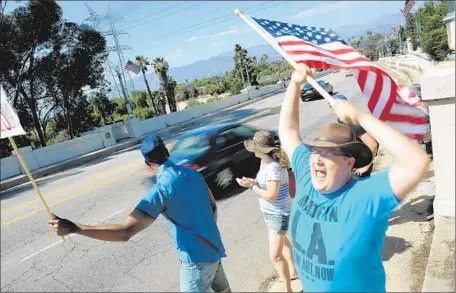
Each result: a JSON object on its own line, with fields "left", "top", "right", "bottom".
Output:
{"left": 19, "top": 208, "right": 126, "bottom": 263}
{"left": 98, "top": 208, "right": 126, "bottom": 223}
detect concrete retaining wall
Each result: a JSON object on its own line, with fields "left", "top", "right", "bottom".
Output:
{"left": 0, "top": 156, "right": 21, "bottom": 180}
{"left": 1, "top": 133, "right": 105, "bottom": 180}
{"left": 111, "top": 122, "right": 129, "bottom": 141}
{"left": 420, "top": 63, "right": 455, "bottom": 217}
{"left": 33, "top": 133, "right": 104, "bottom": 167}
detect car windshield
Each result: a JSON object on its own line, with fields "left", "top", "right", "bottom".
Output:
{"left": 318, "top": 80, "right": 327, "bottom": 85}
{"left": 171, "top": 134, "right": 211, "bottom": 156}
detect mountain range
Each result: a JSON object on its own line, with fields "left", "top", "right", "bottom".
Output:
{"left": 129, "top": 12, "right": 404, "bottom": 91}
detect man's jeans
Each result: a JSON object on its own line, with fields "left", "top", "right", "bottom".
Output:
{"left": 180, "top": 261, "right": 230, "bottom": 292}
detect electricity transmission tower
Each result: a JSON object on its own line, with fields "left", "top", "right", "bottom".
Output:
{"left": 83, "top": 3, "right": 135, "bottom": 117}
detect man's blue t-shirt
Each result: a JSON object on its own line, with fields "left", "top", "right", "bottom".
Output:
{"left": 290, "top": 144, "right": 399, "bottom": 292}
{"left": 136, "top": 160, "right": 226, "bottom": 264}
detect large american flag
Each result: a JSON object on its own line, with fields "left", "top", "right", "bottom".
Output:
{"left": 252, "top": 17, "right": 429, "bottom": 141}
{"left": 125, "top": 60, "right": 140, "bottom": 74}
{"left": 403, "top": 0, "right": 416, "bottom": 18}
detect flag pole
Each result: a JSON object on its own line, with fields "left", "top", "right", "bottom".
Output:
{"left": 7, "top": 136, "right": 65, "bottom": 241}
{"left": 234, "top": 9, "right": 335, "bottom": 105}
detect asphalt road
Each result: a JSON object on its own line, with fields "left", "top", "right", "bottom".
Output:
{"left": 1, "top": 71, "right": 370, "bottom": 292}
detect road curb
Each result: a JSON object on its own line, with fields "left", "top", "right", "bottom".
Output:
{"left": 0, "top": 87, "right": 286, "bottom": 193}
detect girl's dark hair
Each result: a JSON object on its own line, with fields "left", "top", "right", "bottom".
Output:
{"left": 145, "top": 145, "right": 170, "bottom": 165}
{"left": 269, "top": 148, "right": 290, "bottom": 169}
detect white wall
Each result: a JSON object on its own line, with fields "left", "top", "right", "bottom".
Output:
{"left": 111, "top": 122, "right": 130, "bottom": 141}
{"left": 0, "top": 156, "right": 21, "bottom": 180}
{"left": 1, "top": 133, "right": 106, "bottom": 181}
{"left": 32, "top": 133, "right": 104, "bottom": 167}
{"left": 421, "top": 64, "right": 455, "bottom": 217}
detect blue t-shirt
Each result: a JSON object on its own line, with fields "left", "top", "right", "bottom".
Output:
{"left": 136, "top": 160, "right": 226, "bottom": 263}
{"left": 290, "top": 144, "right": 399, "bottom": 292}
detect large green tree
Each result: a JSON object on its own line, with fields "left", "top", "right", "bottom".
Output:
{"left": 47, "top": 24, "right": 107, "bottom": 138}
{"left": 90, "top": 92, "right": 114, "bottom": 126}
{"left": 414, "top": 1, "right": 450, "bottom": 61}
{"left": 0, "top": 0, "right": 108, "bottom": 146}
{"left": 0, "top": 0, "right": 62, "bottom": 146}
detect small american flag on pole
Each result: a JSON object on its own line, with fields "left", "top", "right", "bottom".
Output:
{"left": 251, "top": 17, "right": 429, "bottom": 140}
{"left": 125, "top": 60, "right": 140, "bottom": 74}
{"left": 403, "top": 0, "right": 415, "bottom": 18}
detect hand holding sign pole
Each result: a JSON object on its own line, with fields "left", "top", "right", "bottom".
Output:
{"left": 1, "top": 85, "right": 64, "bottom": 241}
{"left": 234, "top": 9, "right": 335, "bottom": 105}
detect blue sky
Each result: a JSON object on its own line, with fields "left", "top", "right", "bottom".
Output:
{"left": 5, "top": 1, "right": 422, "bottom": 70}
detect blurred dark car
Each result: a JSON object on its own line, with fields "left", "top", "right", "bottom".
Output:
{"left": 168, "top": 123, "right": 262, "bottom": 193}
{"left": 300, "top": 80, "right": 333, "bottom": 102}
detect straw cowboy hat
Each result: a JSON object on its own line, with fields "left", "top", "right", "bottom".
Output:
{"left": 305, "top": 123, "right": 373, "bottom": 169}
{"left": 244, "top": 130, "right": 280, "bottom": 154}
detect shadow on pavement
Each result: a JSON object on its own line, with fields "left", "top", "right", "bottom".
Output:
{"left": 382, "top": 236, "right": 413, "bottom": 262}
{"left": 388, "top": 195, "right": 434, "bottom": 226}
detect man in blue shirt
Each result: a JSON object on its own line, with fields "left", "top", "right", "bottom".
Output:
{"left": 49, "top": 135, "right": 231, "bottom": 292}
{"left": 278, "top": 64, "right": 430, "bottom": 292}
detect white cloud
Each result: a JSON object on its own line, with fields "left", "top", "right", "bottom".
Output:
{"left": 165, "top": 49, "right": 189, "bottom": 62}
{"left": 292, "top": 1, "right": 360, "bottom": 19}
{"left": 186, "top": 36, "right": 204, "bottom": 42}
{"left": 185, "top": 25, "right": 248, "bottom": 42}
{"left": 209, "top": 41, "right": 224, "bottom": 49}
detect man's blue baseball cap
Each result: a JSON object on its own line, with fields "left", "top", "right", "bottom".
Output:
{"left": 333, "top": 93, "right": 348, "bottom": 101}
{"left": 141, "top": 135, "right": 165, "bottom": 159}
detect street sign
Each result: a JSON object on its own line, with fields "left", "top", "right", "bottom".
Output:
{"left": 1, "top": 85, "right": 26, "bottom": 139}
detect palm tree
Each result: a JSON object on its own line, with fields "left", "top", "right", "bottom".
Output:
{"left": 135, "top": 56, "right": 160, "bottom": 115}
{"left": 153, "top": 57, "right": 177, "bottom": 113}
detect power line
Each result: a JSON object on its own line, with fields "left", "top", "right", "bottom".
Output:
{"left": 272, "top": 1, "right": 337, "bottom": 18}
{"left": 126, "top": 1, "right": 341, "bottom": 48}
{"left": 127, "top": 1, "right": 287, "bottom": 47}
{"left": 116, "top": 1, "right": 189, "bottom": 30}
{"left": 121, "top": 1, "right": 209, "bottom": 31}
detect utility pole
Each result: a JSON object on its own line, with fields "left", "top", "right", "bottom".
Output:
{"left": 116, "top": 70, "right": 133, "bottom": 118}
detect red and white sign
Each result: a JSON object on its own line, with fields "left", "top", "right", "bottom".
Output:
{"left": 1, "top": 84, "right": 26, "bottom": 138}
